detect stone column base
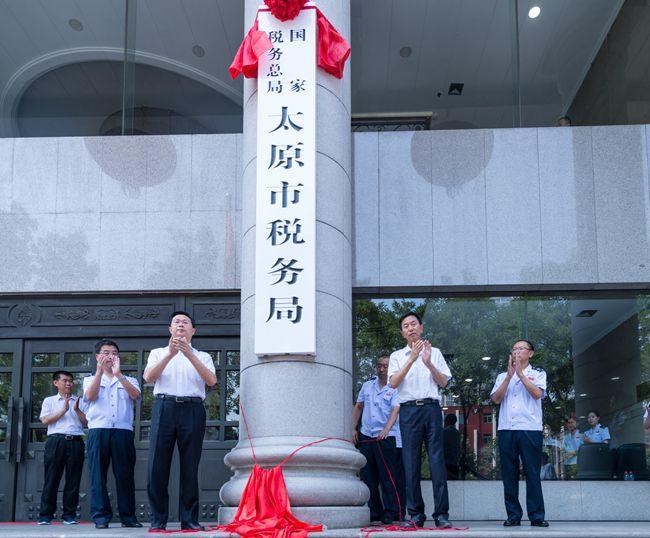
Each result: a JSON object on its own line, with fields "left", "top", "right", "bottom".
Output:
{"left": 218, "top": 505, "right": 370, "bottom": 530}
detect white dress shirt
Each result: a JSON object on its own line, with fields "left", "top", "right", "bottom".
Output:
{"left": 388, "top": 345, "right": 452, "bottom": 403}
{"left": 40, "top": 394, "right": 84, "bottom": 436}
{"left": 146, "top": 345, "right": 215, "bottom": 399}
{"left": 83, "top": 374, "right": 140, "bottom": 430}
{"left": 491, "top": 364, "right": 547, "bottom": 431}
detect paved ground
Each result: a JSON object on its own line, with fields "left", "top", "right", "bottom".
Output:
{"left": 0, "top": 521, "right": 648, "bottom": 538}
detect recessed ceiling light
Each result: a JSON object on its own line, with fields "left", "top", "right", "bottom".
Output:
{"left": 579, "top": 415, "right": 586, "bottom": 419}
{"left": 399, "top": 46, "right": 412, "bottom": 58}
{"left": 192, "top": 45, "right": 206, "bottom": 58}
{"left": 528, "top": 6, "right": 541, "bottom": 18}
{"left": 481, "top": 356, "right": 491, "bottom": 361}
{"left": 442, "top": 407, "right": 449, "bottom": 410}
{"left": 580, "top": 393, "right": 587, "bottom": 397}
{"left": 555, "top": 406, "right": 561, "bottom": 409}
{"left": 611, "top": 376, "right": 620, "bottom": 381}
{"left": 465, "top": 378, "right": 473, "bottom": 383}
{"left": 452, "top": 394, "right": 459, "bottom": 398}
{"left": 68, "top": 18, "right": 83, "bottom": 31}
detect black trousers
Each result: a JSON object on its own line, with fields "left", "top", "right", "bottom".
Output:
{"left": 358, "top": 434, "right": 402, "bottom": 520}
{"left": 498, "top": 430, "right": 545, "bottom": 522}
{"left": 87, "top": 428, "right": 137, "bottom": 524}
{"left": 147, "top": 398, "right": 206, "bottom": 526}
{"left": 39, "top": 436, "right": 85, "bottom": 519}
{"left": 399, "top": 401, "right": 449, "bottom": 519}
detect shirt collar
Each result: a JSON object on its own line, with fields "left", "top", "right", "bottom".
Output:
{"left": 57, "top": 394, "right": 76, "bottom": 400}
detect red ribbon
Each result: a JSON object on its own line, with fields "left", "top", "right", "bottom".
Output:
{"left": 229, "top": 7, "right": 350, "bottom": 80}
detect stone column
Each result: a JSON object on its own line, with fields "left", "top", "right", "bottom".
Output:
{"left": 218, "top": 0, "right": 369, "bottom": 530}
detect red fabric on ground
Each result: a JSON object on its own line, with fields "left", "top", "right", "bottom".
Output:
{"left": 216, "top": 464, "right": 322, "bottom": 538}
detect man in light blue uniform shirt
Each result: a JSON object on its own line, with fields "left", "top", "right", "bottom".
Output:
{"left": 491, "top": 339, "right": 549, "bottom": 528}
{"left": 83, "top": 339, "right": 142, "bottom": 529}
{"left": 352, "top": 356, "right": 403, "bottom": 524}
{"left": 562, "top": 417, "right": 582, "bottom": 479}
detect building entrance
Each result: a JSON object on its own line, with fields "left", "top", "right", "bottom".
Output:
{"left": 0, "top": 295, "right": 240, "bottom": 523}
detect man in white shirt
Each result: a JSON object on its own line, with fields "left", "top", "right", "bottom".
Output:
{"left": 83, "top": 339, "right": 142, "bottom": 529}
{"left": 388, "top": 312, "right": 452, "bottom": 529}
{"left": 491, "top": 339, "right": 548, "bottom": 528}
{"left": 144, "top": 311, "right": 217, "bottom": 532}
{"left": 37, "top": 371, "right": 87, "bottom": 525}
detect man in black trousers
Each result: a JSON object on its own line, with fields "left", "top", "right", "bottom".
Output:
{"left": 38, "top": 371, "right": 87, "bottom": 525}
{"left": 83, "top": 339, "right": 142, "bottom": 529}
{"left": 144, "top": 311, "right": 217, "bottom": 531}
{"left": 388, "top": 312, "right": 453, "bottom": 529}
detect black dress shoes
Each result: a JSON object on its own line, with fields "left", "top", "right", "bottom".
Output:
{"left": 434, "top": 516, "right": 452, "bottom": 528}
{"left": 531, "top": 520, "right": 550, "bottom": 527}
{"left": 149, "top": 523, "right": 167, "bottom": 531}
{"left": 121, "top": 521, "right": 143, "bottom": 528}
{"left": 94, "top": 523, "right": 109, "bottom": 529}
{"left": 503, "top": 519, "right": 521, "bottom": 526}
{"left": 181, "top": 522, "right": 205, "bottom": 531}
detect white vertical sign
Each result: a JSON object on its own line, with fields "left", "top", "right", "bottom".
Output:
{"left": 255, "top": 7, "right": 316, "bottom": 356}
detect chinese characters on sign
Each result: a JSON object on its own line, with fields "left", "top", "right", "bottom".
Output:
{"left": 255, "top": 7, "right": 316, "bottom": 355}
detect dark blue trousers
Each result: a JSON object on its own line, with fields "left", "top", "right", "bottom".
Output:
{"left": 358, "top": 434, "right": 402, "bottom": 520}
{"left": 87, "top": 428, "right": 137, "bottom": 525}
{"left": 147, "top": 399, "right": 206, "bottom": 527}
{"left": 399, "top": 402, "right": 449, "bottom": 519}
{"left": 498, "top": 430, "right": 545, "bottom": 522}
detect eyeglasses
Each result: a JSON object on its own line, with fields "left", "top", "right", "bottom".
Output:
{"left": 171, "top": 319, "right": 192, "bottom": 326}
{"left": 99, "top": 351, "right": 119, "bottom": 356}
{"left": 511, "top": 346, "right": 531, "bottom": 352}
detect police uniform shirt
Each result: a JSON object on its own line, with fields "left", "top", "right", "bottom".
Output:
{"left": 490, "top": 364, "right": 547, "bottom": 431}
{"left": 388, "top": 345, "right": 452, "bottom": 403}
{"left": 562, "top": 430, "right": 583, "bottom": 465}
{"left": 356, "top": 377, "right": 402, "bottom": 447}
{"left": 40, "top": 394, "right": 84, "bottom": 436}
{"left": 83, "top": 374, "right": 140, "bottom": 430}
{"left": 584, "top": 424, "right": 610, "bottom": 443}
{"left": 146, "top": 346, "right": 215, "bottom": 399}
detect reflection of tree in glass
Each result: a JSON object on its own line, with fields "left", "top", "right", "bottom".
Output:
{"left": 227, "top": 351, "right": 240, "bottom": 366}
{"left": 205, "top": 377, "right": 221, "bottom": 420}
{"left": 140, "top": 385, "right": 155, "bottom": 421}
{"left": 31, "top": 373, "right": 56, "bottom": 422}
{"left": 32, "top": 353, "right": 59, "bottom": 367}
{"left": 354, "top": 296, "right": 574, "bottom": 480}
{"left": 0, "top": 353, "right": 13, "bottom": 367}
{"left": 226, "top": 371, "right": 240, "bottom": 421}
{"left": 0, "top": 373, "right": 11, "bottom": 422}
{"left": 64, "top": 353, "right": 93, "bottom": 367}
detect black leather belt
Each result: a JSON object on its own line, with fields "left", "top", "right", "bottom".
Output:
{"left": 156, "top": 394, "right": 203, "bottom": 403}
{"left": 401, "top": 398, "right": 437, "bottom": 407}
{"left": 49, "top": 433, "right": 83, "bottom": 440}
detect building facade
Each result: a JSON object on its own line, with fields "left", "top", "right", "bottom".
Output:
{"left": 0, "top": 0, "right": 649, "bottom": 526}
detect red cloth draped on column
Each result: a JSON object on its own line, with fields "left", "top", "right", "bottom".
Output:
{"left": 216, "top": 464, "right": 322, "bottom": 538}
{"left": 229, "top": 7, "right": 350, "bottom": 80}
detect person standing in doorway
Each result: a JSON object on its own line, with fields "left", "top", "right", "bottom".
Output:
{"left": 37, "top": 371, "right": 87, "bottom": 525}
{"left": 491, "top": 340, "right": 549, "bottom": 527}
{"left": 144, "top": 311, "right": 217, "bottom": 532}
{"left": 388, "top": 311, "right": 453, "bottom": 529}
{"left": 83, "top": 339, "right": 142, "bottom": 529}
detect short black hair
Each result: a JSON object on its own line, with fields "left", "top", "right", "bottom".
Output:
{"left": 94, "top": 339, "right": 120, "bottom": 354}
{"left": 53, "top": 370, "right": 73, "bottom": 382}
{"left": 444, "top": 413, "right": 457, "bottom": 427}
{"left": 587, "top": 409, "right": 601, "bottom": 419}
{"left": 170, "top": 310, "right": 195, "bottom": 327}
{"left": 515, "top": 339, "right": 535, "bottom": 352}
{"left": 375, "top": 355, "right": 389, "bottom": 365}
{"left": 399, "top": 311, "right": 422, "bottom": 327}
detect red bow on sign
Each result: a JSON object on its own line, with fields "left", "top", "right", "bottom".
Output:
{"left": 229, "top": 4, "right": 351, "bottom": 80}
{"left": 264, "top": 0, "right": 308, "bottom": 21}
